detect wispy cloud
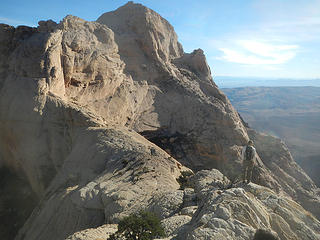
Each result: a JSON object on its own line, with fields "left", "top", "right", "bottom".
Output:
{"left": 252, "top": 0, "right": 320, "bottom": 42}
{"left": 218, "top": 40, "right": 299, "bottom": 65}
{"left": 261, "top": 18, "right": 320, "bottom": 42}
{"left": 177, "top": 0, "right": 319, "bottom": 78}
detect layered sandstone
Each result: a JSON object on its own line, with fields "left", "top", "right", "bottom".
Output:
{"left": 0, "top": 2, "right": 319, "bottom": 240}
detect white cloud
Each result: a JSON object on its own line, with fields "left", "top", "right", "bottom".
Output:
{"left": 218, "top": 40, "right": 299, "bottom": 65}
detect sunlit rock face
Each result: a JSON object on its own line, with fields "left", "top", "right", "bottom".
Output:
{"left": 67, "top": 170, "right": 320, "bottom": 240}
{"left": 0, "top": 2, "right": 319, "bottom": 240}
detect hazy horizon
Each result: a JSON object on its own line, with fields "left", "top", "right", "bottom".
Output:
{"left": 215, "top": 76, "right": 320, "bottom": 88}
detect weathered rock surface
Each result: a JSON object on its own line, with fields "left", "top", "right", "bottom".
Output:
{"left": 66, "top": 169, "right": 320, "bottom": 240}
{"left": 12, "top": 124, "right": 187, "bottom": 240}
{"left": 176, "top": 170, "right": 320, "bottom": 240}
{"left": 0, "top": 1, "right": 319, "bottom": 240}
{"left": 65, "top": 224, "right": 117, "bottom": 240}
{"left": 248, "top": 129, "right": 320, "bottom": 219}
{"left": 97, "top": 2, "right": 247, "bottom": 172}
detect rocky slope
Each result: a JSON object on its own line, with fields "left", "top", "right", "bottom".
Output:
{"left": 0, "top": 1, "right": 319, "bottom": 239}
{"left": 223, "top": 86, "right": 320, "bottom": 186}
{"left": 67, "top": 170, "right": 320, "bottom": 240}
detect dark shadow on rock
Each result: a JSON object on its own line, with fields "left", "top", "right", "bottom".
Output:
{"left": 253, "top": 229, "right": 279, "bottom": 240}
{"left": 0, "top": 166, "right": 38, "bottom": 240}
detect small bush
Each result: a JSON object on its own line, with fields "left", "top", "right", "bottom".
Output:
{"left": 108, "top": 211, "right": 166, "bottom": 240}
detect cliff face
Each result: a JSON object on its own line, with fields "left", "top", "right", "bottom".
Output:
{"left": 0, "top": 2, "right": 319, "bottom": 240}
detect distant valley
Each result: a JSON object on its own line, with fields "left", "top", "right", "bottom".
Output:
{"left": 223, "top": 86, "right": 320, "bottom": 186}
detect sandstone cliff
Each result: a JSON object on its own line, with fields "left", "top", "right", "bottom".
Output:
{"left": 0, "top": 2, "right": 319, "bottom": 240}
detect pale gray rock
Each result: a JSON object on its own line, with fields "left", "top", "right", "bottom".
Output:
{"left": 65, "top": 224, "right": 117, "bottom": 240}
{"left": 181, "top": 188, "right": 197, "bottom": 207}
{"left": 149, "top": 190, "right": 185, "bottom": 218}
{"left": 248, "top": 129, "right": 320, "bottom": 219}
{"left": 0, "top": 21, "right": 187, "bottom": 237}
{"left": 0, "top": 2, "right": 319, "bottom": 240}
{"left": 97, "top": 2, "right": 249, "bottom": 176}
{"left": 191, "top": 169, "right": 229, "bottom": 192}
{"left": 214, "top": 205, "right": 231, "bottom": 220}
{"left": 161, "top": 215, "right": 192, "bottom": 236}
{"left": 173, "top": 49, "right": 211, "bottom": 77}
{"left": 180, "top": 206, "right": 198, "bottom": 217}
{"left": 97, "top": 1, "right": 183, "bottom": 66}
{"left": 174, "top": 169, "right": 320, "bottom": 240}
{"left": 13, "top": 125, "right": 187, "bottom": 240}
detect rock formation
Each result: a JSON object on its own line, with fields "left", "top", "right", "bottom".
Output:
{"left": 66, "top": 170, "right": 320, "bottom": 240}
{"left": 0, "top": 1, "right": 319, "bottom": 240}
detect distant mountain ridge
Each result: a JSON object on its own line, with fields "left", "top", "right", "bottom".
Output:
{"left": 215, "top": 76, "right": 320, "bottom": 88}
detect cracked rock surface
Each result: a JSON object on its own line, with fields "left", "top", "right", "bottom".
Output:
{"left": 0, "top": 2, "right": 319, "bottom": 240}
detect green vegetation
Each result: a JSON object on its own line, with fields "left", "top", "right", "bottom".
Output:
{"left": 108, "top": 211, "right": 166, "bottom": 240}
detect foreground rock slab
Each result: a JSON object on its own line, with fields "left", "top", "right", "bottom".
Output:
{"left": 66, "top": 170, "right": 320, "bottom": 240}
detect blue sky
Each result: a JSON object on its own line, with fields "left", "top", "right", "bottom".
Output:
{"left": 1, "top": 0, "right": 320, "bottom": 79}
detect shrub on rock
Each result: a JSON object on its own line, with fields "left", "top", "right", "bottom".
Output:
{"left": 108, "top": 211, "right": 166, "bottom": 240}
